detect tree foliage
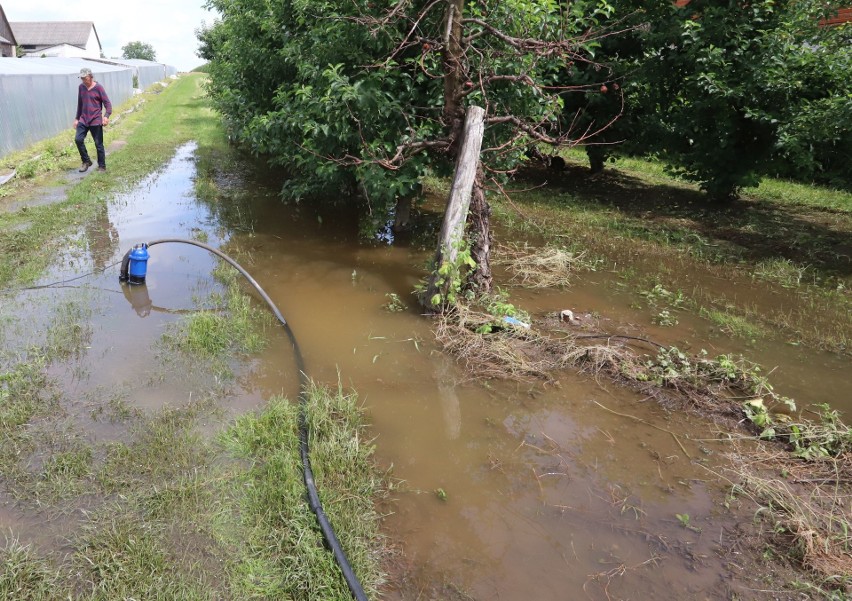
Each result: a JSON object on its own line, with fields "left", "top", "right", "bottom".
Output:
{"left": 121, "top": 41, "right": 157, "bottom": 62}
{"left": 571, "top": 0, "right": 851, "bottom": 198}
{"left": 198, "top": 0, "right": 620, "bottom": 222}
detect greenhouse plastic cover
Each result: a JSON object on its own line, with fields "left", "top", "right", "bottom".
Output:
{"left": 101, "top": 58, "right": 171, "bottom": 90}
{"left": 0, "top": 56, "right": 175, "bottom": 158}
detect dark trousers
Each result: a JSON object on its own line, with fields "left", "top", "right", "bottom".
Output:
{"left": 75, "top": 123, "right": 106, "bottom": 168}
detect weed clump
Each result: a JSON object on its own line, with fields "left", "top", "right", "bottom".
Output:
{"left": 164, "top": 275, "right": 271, "bottom": 358}
{"left": 0, "top": 538, "right": 63, "bottom": 600}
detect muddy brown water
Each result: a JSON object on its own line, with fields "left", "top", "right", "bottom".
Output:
{"left": 4, "top": 142, "right": 849, "bottom": 599}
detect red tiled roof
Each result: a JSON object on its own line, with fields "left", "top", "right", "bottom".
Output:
{"left": 821, "top": 7, "right": 852, "bottom": 25}
{"left": 674, "top": 2, "right": 850, "bottom": 26}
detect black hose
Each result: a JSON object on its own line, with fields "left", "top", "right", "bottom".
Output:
{"left": 119, "top": 247, "right": 132, "bottom": 282}
{"left": 573, "top": 333, "right": 665, "bottom": 348}
{"left": 143, "top": 238, "right": 369, "bottom": 601}
{"left": 1, "top": 259, "right": 123, "bottom": 295}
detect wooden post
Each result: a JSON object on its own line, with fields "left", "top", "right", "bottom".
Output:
{"left": 422, "top": 105, "right": 485, "bottom": 309}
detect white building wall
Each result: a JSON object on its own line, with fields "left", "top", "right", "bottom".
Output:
{"left": 84, "top": 29, "right": 100, "bottom": 58}
{"left": 22, "top": 43, "right": 84, "bottom": 58}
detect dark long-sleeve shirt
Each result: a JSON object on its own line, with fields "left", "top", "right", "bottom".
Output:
{"left": 76, "top": 82, "right": 112, "bottom": 126}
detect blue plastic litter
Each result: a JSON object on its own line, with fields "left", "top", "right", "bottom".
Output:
{"left": 503, "top": 315, "right": 530, "bottom": 329}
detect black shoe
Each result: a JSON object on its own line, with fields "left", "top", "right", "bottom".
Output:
{"left": 79, "top": 161, "right": 93, "bottom": 172}
{"left": 97, "top": 166, "right": 107, "bottom": 172}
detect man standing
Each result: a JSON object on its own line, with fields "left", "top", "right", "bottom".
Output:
{"left": 74, "top": 67, "right": 112, "bottom": 172}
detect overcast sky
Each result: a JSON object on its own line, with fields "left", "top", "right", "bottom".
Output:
{"left": 2, "top": 0, "right": 218, "bottom": 72}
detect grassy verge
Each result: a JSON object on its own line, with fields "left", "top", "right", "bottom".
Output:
{"left": 472, "top": 149, "right": 851, "bottom": 353}
{"left": 0, "top": 75, "right": 390, "bottom": 598}
{"left": 160, "top": 260, "right": 274, "bottom": 378}
{"left": 1, "top": 274, "right": 389, "bottom": 599}
{"left": 220, "top": 384, "right": 389, "bottom": 599}
{"left": 1, "top": 382, "right": 388, "bottom": 600}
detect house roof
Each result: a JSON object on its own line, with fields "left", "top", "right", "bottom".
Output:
{"left": 675, "top": 0, "right": 851, "bottom": 20}
{"left": 0, "top": 4, "right": 17, "bottom": 45}
{"left": 821, "top": 7, "right": 852, "bottom": 25}
{"left": 10, "top": 21, "right": 100, "bottom": 50}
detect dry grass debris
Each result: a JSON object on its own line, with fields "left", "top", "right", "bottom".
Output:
{"left": 495, "top": 243, "right": 588, "bottom": 288}
{"left": 433, "top": 304, "right": 764, "bottom": 425}
{"left": 434, "top": 305, "right": 559, "bottom": 380}
{"left": 728, "top": 443, "right": 852, "bottom": 589}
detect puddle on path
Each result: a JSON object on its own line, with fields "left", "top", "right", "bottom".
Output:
{"left": 3, "top": 141, "right": 848, "bottom": 598}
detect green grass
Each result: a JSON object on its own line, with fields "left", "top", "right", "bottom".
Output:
{"left": 0, "top": 294, "right": 101, "bottom": 502}
{"left": 89, "top": 390, "right": 140, "bottom": 423}
{"left": 0, "top": 354, "right": 51, "bottom": 430}
{"left": 0, "top": 384, "right": 389, "bottom": 600}
{"left": 699, "top": 307, "right": 768, "bottom": 341}
{"left": 0, "top": 288, "right": 113, "bottom": 501}
{"left": 0, "top": 138, "right": 77, "bottom": 189}
{"left": 45, "top": 299, "right": 93, "bottom": 359}
{"left": 219, "top": 384, "right": 388, "bottom": 600}
{"left": 484, "top": 149, "right": 852, "bottom": 353}
{"left": 97, "top": 401, "right": 215, "bottom": 494}
{"left": 752, "top": 257, "right": 813, "bottom": 289}
{"left": 562, "top": 147, "right": 852, "bottom": 212}
{"left": 0, "top": 538, "right": 62, "bottom": 601}
{"left": 30, "top": 440, "right": 95, "bottom": 502}
{"left": 563, "top": 148, "right": 692, "bottom": 190}
{"left": 747, "top": 177, "right": 852, "bottom": 213}
{"left": 163, "top": 274, "right": 272, "bottom": 359}
{"left": 74, "top": 508, "right": 215, "bottom": 601}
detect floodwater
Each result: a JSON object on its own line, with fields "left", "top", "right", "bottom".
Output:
{"left": 4, "top": 142, "right": 849, "bottom": 599}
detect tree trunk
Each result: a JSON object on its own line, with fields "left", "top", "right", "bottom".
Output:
{"left": 422, "top": 105, "right": 485, "bottom": 310}
{"left": 443, "top": 0, "right": 466, "bottom": 150}
{"left": 587, "top": 146, "right": 606, "bottom": 174}
{"left": 467, "top": 163, "right": 492, "bottom": 293}
{"left": 393, "top": 194, "right": 412, "bottom": 232}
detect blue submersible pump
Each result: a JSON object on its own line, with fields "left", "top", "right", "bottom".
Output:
{"left": 119, "top": 243, "right": 150, "bottom": 284}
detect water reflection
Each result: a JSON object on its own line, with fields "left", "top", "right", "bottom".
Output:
{"left": 85, "top": 201, "right": 119, "bottom": 270}
{"left": 208, "top": 149, "right": 844, "bottom": 599}
{"left": 435, "top": 355, "right": 462, "bottom": 440}
{"left": 121, "top": 282, "right": 153, "bottom": 317}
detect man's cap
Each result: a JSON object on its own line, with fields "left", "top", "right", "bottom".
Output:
{"left": 79, "top": 67, "right": 93, "bottom": 78}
